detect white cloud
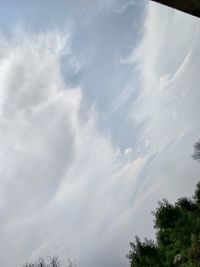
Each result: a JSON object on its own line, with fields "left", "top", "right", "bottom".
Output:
{"left": 132, "top": 2, "right": 200, "bottom": 151}
{"left": 0, "top": 3, "right": 200, "bottom": 267}
{"left": 125, "top": 0, "right": 200, "bottom": 237}
{"left": 0, "top": 30, "right": 146, "bottom": 267}
{"left": 111, "top": 82, "right": 134, "bottom": 112}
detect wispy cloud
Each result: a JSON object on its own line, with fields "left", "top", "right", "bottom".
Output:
{"left": 0, "top": 30, "right": 145, "bottom": 267}
{"left": 127, "top": 1, "right": 200, "bottom": 225}
{"left": 0, "top": 2, "right": 200, "bottom": 267}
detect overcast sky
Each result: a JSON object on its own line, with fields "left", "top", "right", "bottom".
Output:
{"left": 0, "top": 1, "right": 200, "bottom": 267}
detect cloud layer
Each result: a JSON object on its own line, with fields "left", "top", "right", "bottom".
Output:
{"left": 0, "top": 30, "right": 145, "bottom": 267}
{"left": 0, "top": 2, "right": 200, "bottom": 267}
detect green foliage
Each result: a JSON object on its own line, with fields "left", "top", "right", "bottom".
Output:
{"left": 193, "top": 182, "right": 200, "bottom": 205}
{"left": 128, "top": 183, "right": 200, "bottom": 267}
{"left": 127, "top": 236, "right": 163, "bottom": 267}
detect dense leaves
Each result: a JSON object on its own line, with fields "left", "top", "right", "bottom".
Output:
{"left": 127, "top": 237, "right": 163, "bottom": 267}
{"left": 128, "top": 183, "right": 200, "bottom": 267}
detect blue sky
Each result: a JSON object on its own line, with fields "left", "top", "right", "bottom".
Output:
{"left": 0, "top": 1, "right": 200, "bottom": 267}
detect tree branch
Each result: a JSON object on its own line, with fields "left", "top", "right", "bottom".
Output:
{"left": 151, "top": 0, "right": 200, "bottom": 18}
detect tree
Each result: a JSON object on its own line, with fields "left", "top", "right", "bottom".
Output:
{"left": 189, "top": 234, "right": 200, "bottom": 266}
{"left": 193, "top": 182, "right": 200, "bottom": 207}
{"left": 192, "top": 140, "right": 200, "bottom": 162}
{"left": 151, "top": 0, "right": 200, "bottom": 18}
{"left": 127, "top": 182, "right": 200, "bottom": 267}
{"left": 23, "top": 257, "right": 60, "bottom": 267}
{"left": 23, "top": 257, "right": 76, "bottom": 267}
{"left": 127, "top": 236, "right": 163, "bottom": 267}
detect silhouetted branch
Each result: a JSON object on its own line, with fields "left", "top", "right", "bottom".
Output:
{"left": 192, "top": 140, "right": 200, "bottom": 161}
{"left": 151, "top": 0, "right": 200, "bottom": 18}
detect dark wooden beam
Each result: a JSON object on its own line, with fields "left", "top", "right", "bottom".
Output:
{"left": 151, "top": 0, "right": 200, "bottom": 18}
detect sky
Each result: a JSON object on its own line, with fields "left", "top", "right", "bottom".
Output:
{"left": 0, "top": 1, "right": 200, "bottom": 267}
